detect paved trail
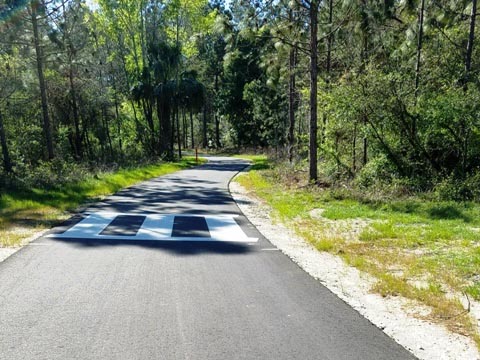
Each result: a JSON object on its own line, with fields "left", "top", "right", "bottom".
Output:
{"left": 0, "top": 157, "right": 415, "bottom": 359}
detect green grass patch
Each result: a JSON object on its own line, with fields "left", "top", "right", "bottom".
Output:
{"left": 237, "top": 160, "right": 480, "bottom": 347}
{"left": 0, "top": 157, "right": 203, "bottom": 247}
{"left": 232, "top": 154, "right": 270, "bottom": 170}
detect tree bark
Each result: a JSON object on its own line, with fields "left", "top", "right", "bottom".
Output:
{"left": 183, "top": 108, "right": 187, "bottom": 148}
{"left": 352, "top": 122, "right": 357, "bottom": 173}
{"left": 203, "top": 105, "right": 208, "bottom": 148}
{"left": 0, "top": 109, "right": 12, "bottom": 173}
{"left": 326, "top": 0, "right": 333, "bottom": 76}
{"left": 309, "top": 1, "right": 319, "bottom": 182}
{"left": 288, "top": 10, "right": 297, "bottom": 163}
{"left": 157, "top": 95, "right": 173, "bottom": 159}
{"left": 361, "top": 0, "right": 369, "bottom": 166}
{"left": 102, "top": 105, "right": 114, "bottom": 160}
{"left": 111, "top": 74, "right": 123, "bottom": 155}
{"left": 190, "top": 109, "right": 195, "bottom": 149}
{"left": 170, "top": 106, "right": 175, "bottom": 158}
{"left": 116, "top": 33, "right": 144, "bottom": 149}
{"left": 321, "top": 0, "right": 334, "bottom": 146}
{"left": 362, "top": 116, "right": 368, "bottom": 166}
{"left": 69, "top": 66, "right": 83, "bottom": 160}
{"left": 464, "top": 0, "right": 477, "bottom": 86}
{"left": 176, "top": 102, "right": 181, "bottom": 158}
{"left": 414, "top": 0, "right": 425, "bottom": 106}
{"left": 214, "top": 74, "right": 220, "bottom": 148}
{"left": 460, "top": 0, "right": 477, "bottom": 175}
{"left": 31, "top": 1, "right": 54, "bottom": 160}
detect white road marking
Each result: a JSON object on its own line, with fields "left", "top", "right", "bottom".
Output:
{"left": 48, "top": 212, "right": 258, "bottom": 243}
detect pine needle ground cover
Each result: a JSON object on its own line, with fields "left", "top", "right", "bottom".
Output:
{"left": 0, "top": 157, "right": 203, "bottom": 247}
{"left": 236, "top": 157, "right": 480, "bottom": 348}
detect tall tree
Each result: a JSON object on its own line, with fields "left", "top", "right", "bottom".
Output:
{"left": 464, "top": 0, "right": 477, "bottom": 86}
{"left": 308, "top": 0, "right": 319, "bottom": 182}
{"left": 30, "top": 0, "right": 54, "bottom": 160}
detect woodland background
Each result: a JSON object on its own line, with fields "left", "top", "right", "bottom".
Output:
{"left": 0, "top": 0, "right": 479, "bottom": 199}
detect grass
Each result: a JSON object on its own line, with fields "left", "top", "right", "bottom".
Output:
{"left": 236, "top": 159, "right": 480, "bottom": 348}
{"left": 0, "top": 157, "right": 203, "bottom": 247}
{"left": 232, "top": 154, "right": 270, "bottom": 169}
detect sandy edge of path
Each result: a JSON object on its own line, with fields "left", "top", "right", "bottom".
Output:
{"left": 0, "top": 229, "right": 51, "bottom": 263}
{"left": 229, "top": 175, "right": 480, "bottom": 360}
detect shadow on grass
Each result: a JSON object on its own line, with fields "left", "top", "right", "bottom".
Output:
{"left": 248, "top": 158, "right": 270, "bottom": 171}
{"left": 387, "top": 201, "right": 422, "bottom": 214}
{"left": 427, "top": 205, "right": 472, "bottom": 222}
{"left": 339, "top": 198, "right": 475, "bottom": 224}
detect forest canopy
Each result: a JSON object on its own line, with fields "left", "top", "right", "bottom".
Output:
{"left": 0, "top": 0, "right": 479, "bottom": 199}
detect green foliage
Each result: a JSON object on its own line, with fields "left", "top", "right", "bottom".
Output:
{"left": 243, "top": 79, "right": 287, "bottom": 147}
{"left": 13, "top": 159, "right": 90, "bottom": 189}
{"left": 434, "top": 172, "right": 480, "bottom": 202}
{"left": 354, "top": 155, "right": 397, "bottom": 188}
{"left": 0, "top": 0, "right": 480, "bottom": 230}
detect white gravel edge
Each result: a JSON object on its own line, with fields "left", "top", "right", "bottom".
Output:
{"left": 0, "top": 229, "right": 50, "bottom": 263}
{"left": 229, "top": 171, "right": 480, "bottom": 360}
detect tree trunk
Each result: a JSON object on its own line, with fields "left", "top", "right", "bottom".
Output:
{"left": 69, "top": 66, "right": 83, "bottom": 160}
{"left": 31, "top": 1, "right": 54, "bottom": 160}
{"left": 183, "top": 108, "right": 187, "bottom": 148}
{"left": 321, "top": 0, "right": 333, "bottom": 146}
{"left": 102, "top": 106, "right": 114, "bottom": 160}
{"left": 190, "top": 109, "right": 195, "bottom": 149}
{"left": 326, "top": 0, "right": 333, "bottom": 76}
{"left": 352, "top": 122, "right": 357, "bottom": 173}
{"left": 142, "top": 98, "right": 155, "bottom": 153}
{"left": 309, "top": 1, "right": 319, "bottom": 182}
{"left": 288, "top": 10, "right": 297, "bottom": 163}
{"left": 157, "top": 96, "right": 172, "bottom": 159}
{"left": 203, "top": 105, "right": 208, "bottom": 148}
{"left": 83, "top": 121, "right": 93, "bottom": 160}
{"left": 116, "top": 34, "right": 144, "bottom": 148}
{"left": 112, "top": 76, "right": 123, "bottom": 155}
{"left": 176, "top": 103, "right": 181, "bottom": 158}
{"left": 361, "top": 0, "right": 369, "bottom": 166}
{"left": 214, "top": 74, "right": 220, "bottom": 148}
{"left": 0, "top": 109, "right": 12, "bottom": 173}
{"left": 460, "top": 0, "right": 477, "bottom": 175}
{"left": 170, "top": 106, "right": 175, "bottom": 158}
{"left": 414, "top": 0, "right": 425, "bottom": 107}
{"left": 464, "top": 0, "right": 477, "bottom": 86}
{"left": 362, "top": 115, "right": 368, "bottom": 166}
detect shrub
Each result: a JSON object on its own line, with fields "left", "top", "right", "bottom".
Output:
{"left": 434, "top": 172, "right": 480, "bottom": 201}
{"left": 354, "top": 155, "right": 397, "bottom": 188}
{"left": 13, "top": 159, "right": 90, "bottom": 189}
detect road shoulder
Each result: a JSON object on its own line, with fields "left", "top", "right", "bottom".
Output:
{"left": 229, "top": 174, "right": 480, "bottom": 360}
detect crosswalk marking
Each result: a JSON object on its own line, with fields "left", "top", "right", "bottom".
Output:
{"left": 49, "top": 212, "right": 258, "bottom": 243}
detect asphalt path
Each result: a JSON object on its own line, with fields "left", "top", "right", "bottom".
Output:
{"left": 0, "top": 157, "right": 416, "bottom": 359}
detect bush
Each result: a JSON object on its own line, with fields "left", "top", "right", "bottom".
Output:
{"left": 354, "top": 155, "right": 396, "bottom": 188}
{"left": 434, "top": 172, "right": 480, "bottom": 202}
{"left": 13, "top": 159, "right": 90, "bottom": 189}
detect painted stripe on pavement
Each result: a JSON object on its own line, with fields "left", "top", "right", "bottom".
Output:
{"left": 48, "top": 212, "right": 258, "bottom": 243}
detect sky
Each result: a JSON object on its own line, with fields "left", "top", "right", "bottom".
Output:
{"left": 85, "top": 0, "right": 99, "bottom": 11}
